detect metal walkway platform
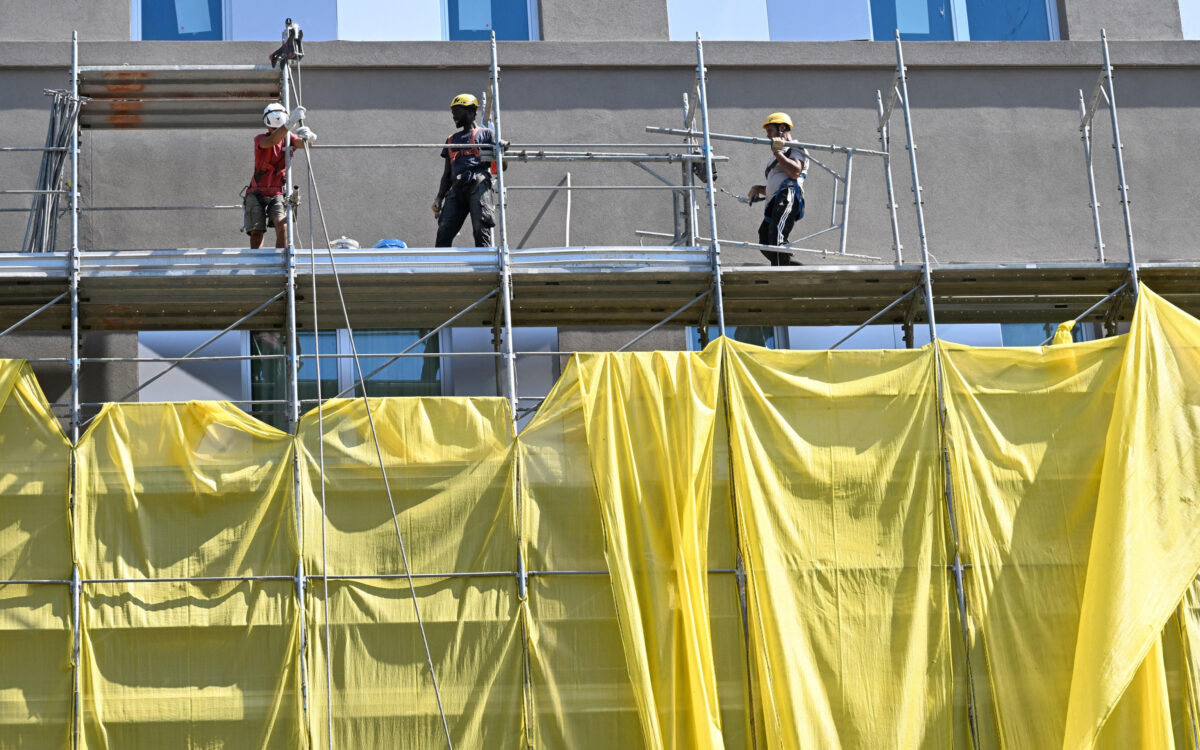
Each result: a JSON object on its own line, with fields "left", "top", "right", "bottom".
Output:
{"left": 2, "top": 248, "right": 1195, "bottom": 333}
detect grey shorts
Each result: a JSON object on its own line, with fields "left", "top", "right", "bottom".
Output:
{"left": 243, "top": 193, "right": 288, "bottom": 234}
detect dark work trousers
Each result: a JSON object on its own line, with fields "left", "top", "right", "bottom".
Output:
{"left": 436, "top": 171, "right": 495, "bottom": 247}
{"left": 757, "top": 185, "right": 805, "bottom": 266}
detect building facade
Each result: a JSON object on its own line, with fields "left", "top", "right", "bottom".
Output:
{"left": 1, "top": 0, "right": 1197, "bottom": 415}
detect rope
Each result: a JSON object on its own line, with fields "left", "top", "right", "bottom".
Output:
{"left": 288, "top": 64, "right": 455, "bottom": 750}
{"left": 292, "top": 61, "right": 337, "bottom": 750}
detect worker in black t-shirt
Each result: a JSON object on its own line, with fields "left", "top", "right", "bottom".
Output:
{"left": 432, "top": 94, "right": 506, "bottom": 247}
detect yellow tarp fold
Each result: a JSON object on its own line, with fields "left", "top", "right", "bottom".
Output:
{"left": 1064, "top": 286, "right": 1200, "bottom": 749}
{"left": 574, "top": 347, "right": 726, "bottom": 750}
{"left": 723, "top": 340, "right": 955, "bottom": 749}
{"left": 0, "top": 361, "right": 72, "bottom": 748}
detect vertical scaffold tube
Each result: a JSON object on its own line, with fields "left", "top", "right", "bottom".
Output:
{"left": 280, "top": 60, "right": 311, "bottom": 725}
{"left": 894, "top": 31, "right": 981, "bottom": 748}
{"left": 490, "top": 33, "right": 518, "bottom": 423}
{"left": 877, "top": 90, "right": 904, "bottom": 263}
{"left": 69, "top": 31, "right": 83, "bottom": 750}
{"left": 1079, "top": 90, "right": 1106, "bottom": 263}
{"left": 1101, "top": 29, "right": 1139, "bottom": 295}
{"left": 490, "top": 31, "right": 536, "bottom": 744}
{"left": 695, "top": 34, "right": 726, "bottom": 339}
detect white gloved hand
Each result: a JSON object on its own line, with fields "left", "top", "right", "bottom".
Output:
{"left": 295, "top": 126, "right": 317, "bottom": 145}
{"left": 286, "top": 106, "right": 307, "bottom": 132}
{"left": 770, "top": 137, "right": 787, "bottom": 153}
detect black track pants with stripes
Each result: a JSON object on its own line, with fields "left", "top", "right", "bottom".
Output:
{"left": 757, "top": 186, "right": 805, "bottom": 265}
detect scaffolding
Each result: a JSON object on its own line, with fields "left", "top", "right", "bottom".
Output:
{"left": 0, "top": 25, "right": 1196, "bottom": 748}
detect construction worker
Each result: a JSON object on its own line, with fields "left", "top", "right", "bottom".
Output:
{"left": 243, "top": 102, "right": 316, "bottom": 250}
{"left": 433, "top": 93, "right": 505, "bottom": 247}
{"left": 748, "top": 112, "right": 808, "bottom": 266}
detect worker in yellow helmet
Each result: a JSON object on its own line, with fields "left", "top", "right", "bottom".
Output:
{"left": 433, "top": 93, "right": 506, "bottom": 247}
{"left": 747, "top": 111, "right": 808, "bottom": 266}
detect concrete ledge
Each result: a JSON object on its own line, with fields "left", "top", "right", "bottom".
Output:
{"left": 5, "top": 40, "right": 1200, "bottom": 71}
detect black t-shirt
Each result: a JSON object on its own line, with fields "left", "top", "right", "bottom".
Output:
{"left": 441, "top": 126, "right": 496, "bottom": 178}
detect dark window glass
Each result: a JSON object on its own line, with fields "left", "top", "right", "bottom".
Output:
{"left": 965, "top": 0, "right": 1052, "bottom": 40}
{"left": 348, "top": 330, "right": 441, "bottom": 398}
{"left": 141, "top": 0, "right": 223, "bottom": 41}
{"left": 448, "top": 0, "right": 532, "bottom": 41}
{"left": 869, "top": 0, "right": 955, "bottom": 41}
{"left": 691, "top": 326, "right": 776, "bottom": 350}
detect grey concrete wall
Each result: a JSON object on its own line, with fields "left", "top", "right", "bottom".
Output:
{"left": 539, "top": 0, "right": 669, "bottom": 41}
{"left": 1061, "top": 0, "right": 1183, "bottom": 40}
{"left": 3, "top": 39, "right": 1200, "bottom": 269}
{"left": 0, "top": 332, "right": 138, "bottom": 428}
{"left": 0, "top": 0, "right": 128, "bottom": 42}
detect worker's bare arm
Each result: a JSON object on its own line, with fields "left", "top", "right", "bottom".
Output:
{"left": 773, "top": 150, "right": 805, "bottom": 180}
{"left": 259, "top": 126, "right": 290, "bottom": 148}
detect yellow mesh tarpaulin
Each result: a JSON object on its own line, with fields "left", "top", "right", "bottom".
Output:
{"left": 76, "top": 402, "right": 296, "bottom": 580}
{"left": 75, "top": 402, "right": 301, "bottom": 748}
{"left": 0, "top": 360, "right": 72, "bottom": 748}
{"left": 574, "top": 348, "right": 726, "bottom": 750}
{"left": 722, "top": 340, "right": 955, "bottom": 749}
{"left": 298, "top": 397, "right": 523, "bottom": 749}
{"left": 520, "top": 357, "right": 645, "bottom": 748}
{"left": 1064, "top": 285, "right": 1200, "bottom": 749}
{"left": 941, "top": 337, "right": 1124, "bottom": 747}
{"left": 5, "top": 283, "right": 1200, "bottom": 749}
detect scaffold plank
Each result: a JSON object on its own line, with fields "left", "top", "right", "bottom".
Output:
{"left": 1, "top": 249, "right": 1197, "bottom": 332}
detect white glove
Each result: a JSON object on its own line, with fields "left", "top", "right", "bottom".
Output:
{"left": 286, "top": 106, "right": 307, "bottom": 132}
{"left": 295, "top": 126, "right": 317, "bottom": 145}
{"left": 770, "top": 137, "right": 787, "bottom": 153}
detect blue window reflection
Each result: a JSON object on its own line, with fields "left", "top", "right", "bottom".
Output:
{"left": 141, "top": 0, "right": 223, "bottom": 40}
{"left": 448, "top": 0, "right": 532, "bottom": 40}
{"left": 965, "top": 0, "right": 1051, "bottom": 40}
{"left": 870, "top": 0, "right": 955, "bottom": 40}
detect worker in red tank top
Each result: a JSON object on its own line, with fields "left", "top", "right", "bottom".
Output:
{"left": 243, "top": 102, "right": 317, "bottom": 249}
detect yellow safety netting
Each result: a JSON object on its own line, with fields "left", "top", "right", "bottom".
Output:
{"left": 297, "top": 397, "right": 523, "bottom": 749}
{"left": 0, "top": 360, "right": 71, "bottom": 748}
{"left": 1, "top": 283, "right": 1199, "bottom": 748}
{"left": 1064, "top": 286, "right": 1200, "bottom": 750}
{"left": 724, "top": 341, "right": 957, "bottom": 749}
{"left": 75, "top": 402, "right": 301, "bottom": 749}
{"left": 574, "top": 348, "right": 726, "bottom": 749}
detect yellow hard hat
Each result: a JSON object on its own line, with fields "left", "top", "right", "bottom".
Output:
{"left": 450, "top": 93, "right": 479, "bottom": 109}
{"left": 762, "top": 112, "right": 793, "bottom": 130}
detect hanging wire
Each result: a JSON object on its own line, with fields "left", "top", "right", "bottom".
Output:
{"left": 292, "top": 58, "right": 338, "bottom": 750}
{"left": 23, "top": 90, "right": 82, "bottom": 253}
{"left": 288, "top": 63, "right": 455, "bottom": 750}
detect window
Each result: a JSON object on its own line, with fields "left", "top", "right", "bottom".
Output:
{"left": 869, "top": 0, "right": 1060, "bottom": 41}
{"left": 666, "top": 0, "right": 1058, "bottom": 41}
{"left": 133, "top": 0, "right": 539, "bottom": 41}
{"left": 690, "top": 326, "right": 783, "bottom": 350}
{"left": 1182, "top": 0, "right": 1200, "bottom": 39}
{"left": 250, "top": 329, "right": 441, "bottom": 429}
{"left": 138, "top": 0, "right": 224, "bottom": 41}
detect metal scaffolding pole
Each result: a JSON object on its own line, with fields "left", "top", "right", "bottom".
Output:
{"left": 280, "top": 56, "right": 312, "bottom": 730}
{"left": 1078, "top": 90, "right": 1106, "bottom": 262}
{"left": 893, "top": 31, "right": 981, "bottom": 748}
{"left": 1101, "top": 29, "right": 1140, "bottom": 296}
{"left": 68, "top": 31, "right": 83, "bottom": 750}
{"left": 694, "top": 34, "right": 726, "bottom": 338}
{"left": 489, "top": 31, "right": 534, "bottom": 744}
{"left": 876, "top": 89, "right": 904, "bottom": 263}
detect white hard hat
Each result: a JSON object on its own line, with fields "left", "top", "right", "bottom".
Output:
{"left": 263, "top": 102, "right": 287, "bottom": 128}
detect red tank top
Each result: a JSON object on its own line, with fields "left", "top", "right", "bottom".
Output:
{"left": 249, "top": 131, "right": 300, "bottom": 196}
